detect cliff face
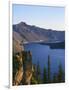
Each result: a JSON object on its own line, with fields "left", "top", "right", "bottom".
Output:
{"left": 13, "top": 53, "right": 23, "bottom": 85}
{"left": 13, "top": 51, "right": 32, "bottom": 85}
{"left": 22, "top": 51, "right": 32, "bottom": 84}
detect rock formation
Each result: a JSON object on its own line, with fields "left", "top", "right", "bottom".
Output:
{"left": 13, "top": 51, "right": 32, "bottom": 85}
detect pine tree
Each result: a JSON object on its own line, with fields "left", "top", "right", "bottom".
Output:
{"left": 48, "top": 55, "right": 51, "bottom": 82}
{"left": 37, "top": 61, "right": 41, "bottom": 84}
{"left": 43, "top": 66, "right": 47, "bottom": 83}
{"left": 57, "top": 63, "right": 63, "bottom": 82}
{"left": 53, "top": 73, "right": 57, "bottom": 83}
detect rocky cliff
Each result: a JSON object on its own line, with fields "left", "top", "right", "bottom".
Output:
{"left": 13, "top": 51, "right": 32, "bottom": 85}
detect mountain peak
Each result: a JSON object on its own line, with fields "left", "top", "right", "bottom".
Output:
{"left": 19, "top": 21, "right": 27, "bottom": 26}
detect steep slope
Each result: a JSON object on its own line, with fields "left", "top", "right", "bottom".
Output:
{"left": 13, "top": 31, "right": 24, "bottom": 53}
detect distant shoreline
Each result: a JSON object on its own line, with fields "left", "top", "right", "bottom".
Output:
{"left": 23, "top": 41, "right": 65, "bottom": 49}
{"left": 39, "top": 41, "right": 65, "bottom": 49}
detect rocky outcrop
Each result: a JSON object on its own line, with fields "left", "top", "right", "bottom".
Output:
{"left": 13, "top": 53, "right": 23, "bottom": 85}
{"left": 21, "top": 51, "right": 32, "bottom": 85}
{"left": 13, "top": 51, "right": 32, "bottom": 85}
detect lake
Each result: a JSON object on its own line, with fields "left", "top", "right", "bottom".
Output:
{"left": 24, "top": 43, "right": 65, "bottom": 80}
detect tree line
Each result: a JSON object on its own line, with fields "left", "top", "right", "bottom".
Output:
{"left": 31, "top": 55, "right": 65, "bottom": 84}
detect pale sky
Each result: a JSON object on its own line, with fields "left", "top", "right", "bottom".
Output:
{"left": 12, "top": 4, "right": 65, "bottom": 30}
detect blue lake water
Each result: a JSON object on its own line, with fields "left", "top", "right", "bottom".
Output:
{"left": 24, "top": 43, "right": 65, "bottom": 79}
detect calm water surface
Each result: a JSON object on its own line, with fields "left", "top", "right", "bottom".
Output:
{"left": 24, "top": 43, "right": 65, "bottom": 79}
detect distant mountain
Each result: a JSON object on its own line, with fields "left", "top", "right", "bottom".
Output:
{"left": 13, "top": 22, "right": 65, "bottom": 42}
{"left": 13, "top": 21, "right": 65, "bottom": 53}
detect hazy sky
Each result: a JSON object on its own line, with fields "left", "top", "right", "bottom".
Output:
{"left": 12, "top": 4, "right": 65, "bottom": 30}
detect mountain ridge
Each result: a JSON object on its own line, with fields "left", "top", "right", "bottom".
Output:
{"left": 13, "top": 21, "right": 65, "bottom": 41}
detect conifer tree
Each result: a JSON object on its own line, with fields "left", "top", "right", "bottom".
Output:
{"left": 57, "top": 63, "right": 63, "bottom": 82}
{"left": 37, "top": 61, "right": 41, "bottom": 84}
{"left": 43, "top": 66, "right": 47, "bottom": 83}
{"left": 53, "top": 73, "right": 57, "bottom": 83}
{"left": 48, "top": 55, "right": 51, "bottom": 82}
